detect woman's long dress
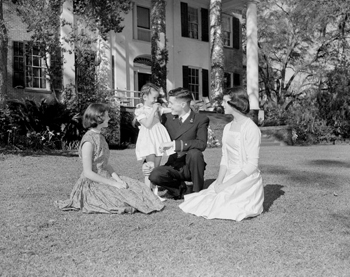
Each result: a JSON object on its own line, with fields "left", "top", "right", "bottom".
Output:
{"left": 179, "top": 119, "right": 264, "bottom": 221}
{"left": 56, "top": 130, "right": 164, "bottom": 214}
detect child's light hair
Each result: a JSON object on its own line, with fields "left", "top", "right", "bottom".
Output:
{"left": 140, "top": 82, "right": 161, "bottom": 102}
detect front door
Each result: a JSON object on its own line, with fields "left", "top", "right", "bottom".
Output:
{"left": 136, "top": 72, "right": 151, "bottom": 106}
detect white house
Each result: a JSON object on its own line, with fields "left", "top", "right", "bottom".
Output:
{"left": 4, "top": 0, "right": 260, "bottom": 113}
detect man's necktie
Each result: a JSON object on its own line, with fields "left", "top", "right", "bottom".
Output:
{"left": 179, "top": 117, "right": 183, "bottom": 125}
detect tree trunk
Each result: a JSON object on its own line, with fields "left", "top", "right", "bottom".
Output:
{"left": 209, "top": 0, "right": 224, "bottom": 102}
{"left": 0, "top": 0, "right": 8, "bottom": 105}
{"left": 151, "top": 0, "right": 167, "bottom": 96}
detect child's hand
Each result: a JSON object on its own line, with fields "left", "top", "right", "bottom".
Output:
{"left": 152, "top": 103, "right": 161, "bottom": 112}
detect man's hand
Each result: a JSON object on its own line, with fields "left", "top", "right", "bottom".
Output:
{"left": 159, "top": 142, "right": 173, "bottom": 153}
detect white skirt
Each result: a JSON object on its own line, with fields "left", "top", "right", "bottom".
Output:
{"left": 179, "top": 170, "right": 264, "bottom": 221}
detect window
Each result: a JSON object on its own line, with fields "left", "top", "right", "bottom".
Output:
{"left": 136, "top": 6, "right": 151, "bottom": 42}
{"left": 188, "top": 67, "right": 199, "bottom": 100}
{"left": 232, "top": 16, "right": 240, "bottom": 49}
{"left": 183, "top": 66, "right": 209, "bottom": 100}
{"left": 224, "top": 72, "right": 232, "bottom": 89}
{"left": 181, "top": 2, "right": 209, "bottom": 42}
{"left": 13, "top": 41, "right": 47, "bottom": 89}
{"left": 188, "top": 7, "right": 198, "bottom": 39}
{"left": 234, "top": 73, "right": 241, "bottom": 86}
{"left": 222, "top": 15, "right": 232, "bottom": 47}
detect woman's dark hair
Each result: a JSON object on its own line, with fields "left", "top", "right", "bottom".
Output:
{"left": 82, "top": 103, "right": 108, "bottom": 128}
{"left": 168, "top": 87, "right": 193, "bottom": 103}
{"left": 223, "top": 87, "right": 250, "bottom": 115}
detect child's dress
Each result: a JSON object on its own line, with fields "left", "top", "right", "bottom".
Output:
{"left": 56, "top": 130, "right": 164, "bottom": 214}
{"left": 135, "top": 103, "right": 174, "bottom": 161}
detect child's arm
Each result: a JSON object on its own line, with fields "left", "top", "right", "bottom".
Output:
{"left": 81, "top": 142, "right": 127, "bottom": 189}
{"left": 138, "top": 103, "right": 160, "bottom": 129}
{"left": 160, "top": 107, "right": 172, "bottom": 114}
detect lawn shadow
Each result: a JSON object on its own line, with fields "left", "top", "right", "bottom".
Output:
{"left": 308, "top": 159, "right": 350, "bottom": 168}
{"left": 204, "top": 179, "right": 215, "bottom": 189}
{"left": 263, "top": 184, "right": 285, "bottom": 212}
{"left": 0, "top": 149, "right": 79, "bottom": 157}
{"left": 261, "top": 164, "right": 341, "bottom": 189}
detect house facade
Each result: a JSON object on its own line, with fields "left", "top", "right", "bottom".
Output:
{"left": 3, "top": 0, "right": 259, "bottom": 113}
{"left": 112, "top": 0, "right": 243, "bottom": 106}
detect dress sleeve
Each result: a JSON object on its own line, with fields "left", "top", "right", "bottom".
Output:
{"left": 78, "top": 132, "right": 98, "bottom": 159}
{"left": 220, "top": 125, "right": 229, "bottom": 167}
{"left": 241, "top": 122, "right": 261, "bottom": 175}
{"left": 135, "top": 104, "right": 147, "bottom": 121}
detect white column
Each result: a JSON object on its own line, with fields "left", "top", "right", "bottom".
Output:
{"left": 60, "top": 0, "right": 75, "bottom": 88}
{"left": 246, "top": 1, "right": 259, "bottom": 113}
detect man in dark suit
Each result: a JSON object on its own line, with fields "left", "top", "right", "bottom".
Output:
{"left": 144, "top": 87, "right": 209, "bottom": 199}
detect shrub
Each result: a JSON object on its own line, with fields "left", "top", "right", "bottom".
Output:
{"left": 1, "top": 99, "right": 83, "bottom": 150}
{"left": 285, "top": 97, "right": 335, "bottom": 144}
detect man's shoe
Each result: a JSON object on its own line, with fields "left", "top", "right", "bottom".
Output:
{"left": 174, "top": 182, "right": 187, "bottom": 200}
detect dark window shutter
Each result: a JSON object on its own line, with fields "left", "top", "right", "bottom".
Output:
{"left": 201, "top": 8, "right": 209, "bottom": 42}
{"left": 183, "top": 66, "right": 189, "bottom": 89}
{"left": 234, "top": 73, "right": 241, "bottom": 86}
{"left": 202, "top": 69, "right": 209, "bottom": 97}
{"left": 232, "top": 16, "right": 240, "bottom": 49}
{"left": 13, "top": 41, "right": 25, "bottom": 88}
{"left": 181, "top": 2, "right": 188, "bottom": 38}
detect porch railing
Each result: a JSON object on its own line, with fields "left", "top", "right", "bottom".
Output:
{"left": 113, "top": 88, "right": 141, "bottom": 107}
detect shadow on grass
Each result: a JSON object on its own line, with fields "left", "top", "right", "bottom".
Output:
{"left": 263, "top": 184, "right": 284, "bottom": 212}
{"left": 204, "top": 179, "right": 215, "bottom": 189}
{"left": 0, "top": 149, "right": 79, "bottom": 157}
{"left": 261, "top": 164, "right": 341, "bottom": 189}
{"left": 308, "top": 159, "right": 350, "bottom": 168}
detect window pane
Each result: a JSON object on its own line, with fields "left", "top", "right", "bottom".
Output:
{"left": 222, "top": 16, "right": 231, "bottom": 31}
{"left": 33, "top": 56, "right": 41, "bottom": 67}
{"left": 188, "top": 7, "right": 198, "bottom": 39}
{"left": 33, "top": 68, "right": 41, "bottom": 77}
{"left": 32, "top": 45, "right": 40, "bottom": 56}
{"left": 33, "top": 78, "right": 39, "bottom": 88}
{"left": 137, "top": 29, "right": 151, "bottom": 42}
{"left": 137, "top": 6, "right": 150, "bottom": 29}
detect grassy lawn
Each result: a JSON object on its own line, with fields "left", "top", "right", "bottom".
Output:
{"left": 1, "top": 132, "right": 350, "bottom": 275}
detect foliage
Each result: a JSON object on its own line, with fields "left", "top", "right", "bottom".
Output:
{"left": 285, "top": 97, "right": 335, "bottom": 144}
{"left": 120, "top": 109, "right": 138, "bottom": 145}
{"left": 0, "top": 0, "right": 8, "bottom": 103}
{"left": 256, "top": 0, "right": 350, "bottom": 108}
{"left": 207, "top": 125, "right": 220, "bottom": 148}
{"left": 262, "top": 102, "right": 288, "bottom": 126}
{"left": 317, "top": 64, "right": 350, "bottom": 139}
{"left": 73, "top": 0, "right": 132, "bottom": 39}
{"left": 0, "top": 99, "right": 82, "bottom": 150}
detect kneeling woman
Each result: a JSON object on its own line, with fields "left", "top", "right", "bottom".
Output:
{"left": 179, "top": 87, "right": 264, "bottom": 221}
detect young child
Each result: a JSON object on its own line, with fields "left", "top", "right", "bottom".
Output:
{"left": 56, "top": 103, "right": 164, "bottom": 214}
{"left": 134, "top": 83, "right": 174, "bottom": 198}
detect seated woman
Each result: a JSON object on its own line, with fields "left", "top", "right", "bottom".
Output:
{"left": 56, "top": 103, "right": 164, "bottom": 214}
{"left": 179, "top": 87, "right": 264, "bottom": 221}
